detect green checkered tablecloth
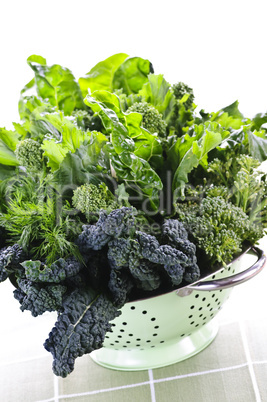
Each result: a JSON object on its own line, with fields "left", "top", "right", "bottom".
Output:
{"left": 1, "top": 238, "right": 267, "bottom": 402}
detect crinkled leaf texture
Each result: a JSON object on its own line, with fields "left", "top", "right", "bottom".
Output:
{"left": 44, "top": 288, "right": 121, "bottom": 377}
{"left": 13, "top": 279, "right": 67, "bottom": 317}
{"left": 22, "top": 256, "right": 83, "bottom": 283}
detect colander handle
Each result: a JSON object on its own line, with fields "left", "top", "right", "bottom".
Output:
{"left": 187, "top": 247, "right": 266, "bottom": 292}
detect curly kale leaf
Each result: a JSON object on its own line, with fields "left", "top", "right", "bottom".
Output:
{"left": 44, "top": 288, "right": 121, "bottom": 377}
{"left": 108, "top": 269, "right": 134, "bottom": 307}
{"left": 107, "top": 237, "right": 161, "bottom": 291}
{"left": 161, "top": 219, "right": 200, "bottom": 282}
{"left": 13, "top": 279, "right": 67, "bottom": 317}
{"left": 129, "top": 260, "right": 161, "bottom": 291}
{"left": 21, "top": 256, "right": 83, "bottom": 283}
{"left": 77, "top": 209, "right": 200, "bottom": 289}
{"left": 100, "top": 207, "right": 137, "bottom": 237}
{"left": 76, "top": 207, "right": 137, "bottom": 252}
{"left": 0, "top": 244, "right": 27, "bottom": 282}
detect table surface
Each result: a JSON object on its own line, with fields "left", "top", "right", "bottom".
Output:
{"left": 1, "top": 237, "right": 267, "bottom": 402}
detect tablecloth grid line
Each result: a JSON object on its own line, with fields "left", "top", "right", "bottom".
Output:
{"left": 149, "top": 369, "right": 156, "bottom": 402}
{"left": 239, "top": 319, "right": 262, "bottom": 402}
{"left": 34, "top": 360, "right": 267, "bottom": 402}
{"left": 0, "top": 353, "right": 49, "bottom": 367}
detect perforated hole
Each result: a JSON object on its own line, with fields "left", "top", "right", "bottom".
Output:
{"left": 106, "top": 285, "right": 228, "bottom": 350}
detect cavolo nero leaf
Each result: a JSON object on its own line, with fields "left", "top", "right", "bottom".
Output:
{"left": 44, "top": 288, "right": 121, "bottom": 377}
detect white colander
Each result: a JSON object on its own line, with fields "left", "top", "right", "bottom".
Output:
{"left": 90, "top": 246, "right": 265, "bottom": 370}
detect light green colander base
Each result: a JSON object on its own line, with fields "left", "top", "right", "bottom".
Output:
{"left": 90, "top": 318, "right": 218, "bottom": 371}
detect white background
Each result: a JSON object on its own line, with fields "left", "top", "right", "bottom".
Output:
{"left": 0, "top": 0, "right": 267, "bottom": 129}
{"left": 0, "top": 0, "right": 267, "bottom": 371}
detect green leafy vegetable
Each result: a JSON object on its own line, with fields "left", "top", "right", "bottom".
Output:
{"left": 79, "top": 53, "right": 129, "bottom": 96}
{"left": 1, "top": 52, "right": 267, "bottom": 380}
{"left": 27, "top": 55, "right": 85, "bottom": 115}
{"left": 112, "top": 56, "right": 153, "bottom": 94}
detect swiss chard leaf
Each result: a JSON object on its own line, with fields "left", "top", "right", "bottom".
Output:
{"left": 138, "top": 74, "right": 176, "bottom": 122}
{"left": 172, "top": 122, "right": 230, "bottom": 196}
{"left": 210, "top": 100, "right": 246, "bottom": 130}
{"left": 52, "top": 135, "right": 109, "bottom": 193}
{"left": 86, "top": 90, "right": 163, "bottom": 164}
{"left": 27, "top": 55, "right": 85, "bottom": 115}
{"left": 84, "top": 91, "right": 163, "bottom": 210}
{"left": 40, "top": 116, "right": 91, "bottom": 171}
{"left": 251, "top": 112, "right": 267, "bottom": 131}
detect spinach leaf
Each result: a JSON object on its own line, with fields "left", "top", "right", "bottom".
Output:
{"left": 0, "top": 128, "right": 20, "bottom": 166}
{"left": 79, "top": 53, "right": 128, "bottom": 97}
{"left": 0, "top": 164, "right": 17, "bottom": 181}
{"left": 251, "top": 112, "right": 267, "bottom": 131}
{"left": 112, "top": 57, "right": 153, "bottom": 95}
{"left": 247, "top": 130, "right": 267, "bottom": 162}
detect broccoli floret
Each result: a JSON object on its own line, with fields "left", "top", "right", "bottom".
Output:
{"left": 172, "top": 82, "right": 195, "bottom": 110}
{"left": 72, "top": 183, "right": 118, "bottom": 222}
{"left": 176, "top": 196, "right": 260, "bottom": 264}
{"left": 15, "top": 139, "right": 43, "bottom": 171}
{"left": 13, "top": 279, "right": 67, "bottom": 317}
{"left": 44, "top": 288, "right": 121, "bottom": 377}
{"left": 127, "top": 101, "right": 167, "bottom": 137}
{"left": 72, "top": 109, "right": 103, "bottom": 132}
{"left": 169, "top": 82, "right": 195, "bottom": 136}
